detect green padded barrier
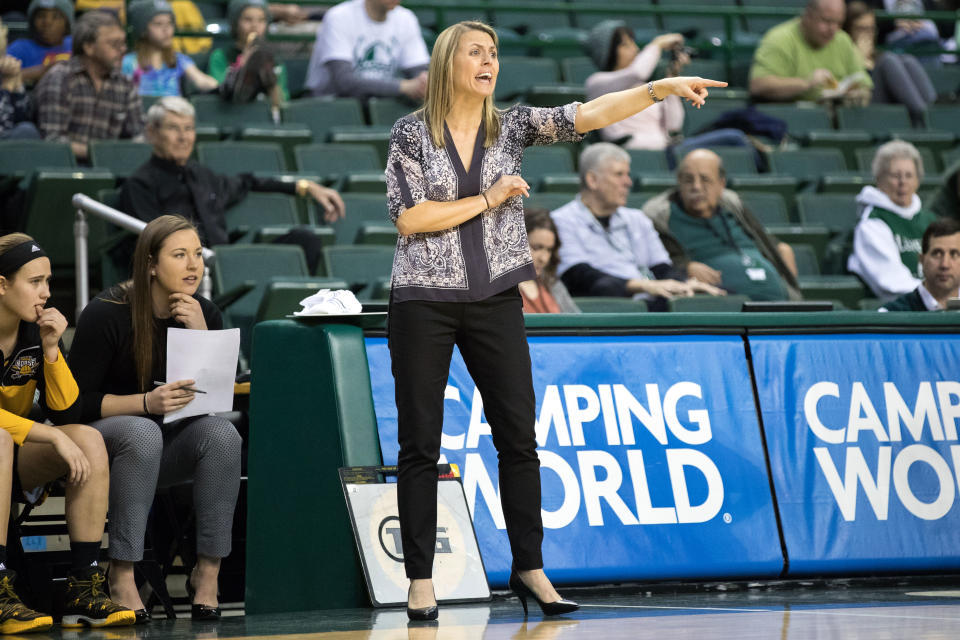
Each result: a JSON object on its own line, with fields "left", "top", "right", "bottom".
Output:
{"left": 247, "top": 321, "right": 382, "bottom": 613}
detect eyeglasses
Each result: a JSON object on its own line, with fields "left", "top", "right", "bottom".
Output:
{"left": 159, "top": 124, "right": 196, "bottom": 135}
{"left": 102, "top": 38, "right": 127, "bottom": 50}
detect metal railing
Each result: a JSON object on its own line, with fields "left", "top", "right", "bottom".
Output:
{"left": 71, "top": 193, "right": 214, "bottom": 319}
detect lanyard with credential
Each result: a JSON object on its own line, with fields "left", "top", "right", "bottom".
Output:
{"left": 701, "top": 211, "right": 754, "bottom": 268}
{"left": 596, "top": 214, "right": 654, "bottom": 279}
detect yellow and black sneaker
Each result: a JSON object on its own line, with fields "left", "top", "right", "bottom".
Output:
{"left": 60, "top": 566, "right": 136, "bottom": 628}
{"left": 0, "top": 569, "right": 53, "bottom": 634}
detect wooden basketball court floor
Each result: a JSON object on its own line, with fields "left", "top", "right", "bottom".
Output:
{"left": 27, "top": 578, "right": 960, "bottom": 640}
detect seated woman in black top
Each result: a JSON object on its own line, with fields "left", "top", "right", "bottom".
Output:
{"left": 68, "top": 216, "right": 241, "bottom": 622}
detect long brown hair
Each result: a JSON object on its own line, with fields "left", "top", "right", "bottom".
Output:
{"left": 135, "top": 38, "right": 177, "bottom": 70}
{"left": 127, "top": 215, "right": 200, "bottom": 391}
{"left": 421, "top": 21, "right": 501, "bottom": 149}
{"left": 523, "top": 208, "right": 561, "bottom": 284}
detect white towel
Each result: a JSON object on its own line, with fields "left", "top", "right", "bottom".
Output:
{"left": 294, "top": 289, "right": 363, "bottom": 315}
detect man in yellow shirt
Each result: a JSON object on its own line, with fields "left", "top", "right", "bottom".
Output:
{"left": 749, "top": 0, "right": 872, "bottom": 103}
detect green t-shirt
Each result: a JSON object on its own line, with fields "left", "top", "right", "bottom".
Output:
{"left": 208, "top": 46, "right": 290, "bottom": 102}
{"left": 750, "top": 18, "right": 872, "bottom": 102}
{"left": 669, "top": 202, "right": 789, "bottom": 301}
{"left": 867, "top": 205, "right": 938, "bottom": 278}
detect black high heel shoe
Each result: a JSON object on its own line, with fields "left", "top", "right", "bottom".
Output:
{"left": 186, "top": 570, "right": 222, "bottom": 621}
{"left": 508, "top": 570, "right": 579, "bottom": 617}
{"left": 406, "top": 583, "right": 439, "bottom": 621}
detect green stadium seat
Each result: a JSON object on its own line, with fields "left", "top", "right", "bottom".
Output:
{"left": 728, "top": 175, "right": 798, "bottom": 208}
{"left": 573, "top": 297, "right": 648, "bottom": 313}
{"left": 191, "top": 94, "right": 274, "bottom": 137}
{"left": 530, "top": 27, "right": 590, "bottom": 63}
{"left": 327, "top": 126, "right": 392, "bottom": 167}
{"left": 322, "top": 245, "right": 396, "bottom": 299}
{"left": 293, "top": 143, "right": 382, "bottom": 179}
{"left": 858, "top": 298, "right": 884, "bottom": 311}
{"left": 522, "top": 146, "right": 576, "bottom": 190}
{"left": 942, "top": 146, "right": 960, "bottom": 171}
{"left": 661, "top": 0, "right": 741, "bottom": 41}
{"left": 790, "top": 243, "right": 821, "bottom": 276}
{"left": 368, "top": 97, "right": 417, "bottom": 127}
{"left": 738, "top": 191, "right": 791, "bottom": 225}
{"left": 0, "top": 140, "right": 75, "bottom": 179}
{"left": 737, "top": 0, "right": 805, "bottom": 33}
{"left": 928, "top": 105, "right": 960, "bottom": 137}
{"left": 525, "top": 84, "right": 587, "bottom": 108}
{"left": 668, "top": 294, "right": 751, "bottom": 312}
{"left": 526, "top": 193, "right": 578, "bottom": 212}
{"left": 495, "top": 57, "right": 560, "bottom": 101}
{"left": 572, "top": 0, "right": 660, "bottom": 34}
{"left": 768, "top": 148, "right": 848, "bottom": 186}
{"left": 796, "top": 192, "right": 858, "bottom": 233}
{"left": 924, "top": 64, "right": 960, "bottom": 100}
{"left": 491, "top": 2, "right": 571, "bottom": 33}
{"left": 754, "top": 104, "right": 832, "bottom": 139}
{"left": 88, "top": 141, "right": 153, "bottom": 179}
{"left": 627, "top": 149, "right": 671, "bottom": 175}
{"left": 212, "top": 243, "right": 312, "bottom": 360}
{"left": 225, "top": 192, "right": 300, "bottom": 243}
{"left": 684, "top": 59, "right": 729, "bottom": 82}
{"left": 804, "top": 129, "right": 874, "bottom": 168}
{"left": 23, "top": 169, "right": 116, "bottom": 271}
{"left": 560, "top": 56, "right": 597, "bottom": 85}
{"left": 836, "top": 105, "right": 912, "bottom": 136}
{"left": 239, "top": 125, "right": 313, "bottom": 172}
{"left": 281, "top": 98, "right": 365, "bottom": 143}
{"left": 817, "top": 172, "right": 872, "bottom": 194}
{"left": 279, "top": 57, "right": 311, "bottom": 99}
{"left": 796, "top": 276, "right": 867, "bottom": 310}
{"left": 330, "top": 193, "right": 391, "bottom": 245}
{"left": 538, "top": 175, "right": 581, "bottom": 193}
{"left": 887, "top": 131, "right": 957, "bottom": 169}
{"left": 340, "top": 172, "right": 387, "bottom": 193}
{"left": 196, "top": 140, "right": 287, "bottom": 174}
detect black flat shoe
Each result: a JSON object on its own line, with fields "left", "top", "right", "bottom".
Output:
{"left": 134, "top": 608, "right": 152, "bottom": 624}
{"left": 406, "top": 604, "right": 438, "bottom": 621}
{"left": 191, "top": 604, "right": 221, "bottom": 621}
{"left": 508, "top": 570, "right": 579, "bottom": 617}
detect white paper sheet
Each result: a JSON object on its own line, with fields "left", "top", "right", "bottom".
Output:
{"left": 164, "top": 328, "right": 241, "bottom": 424}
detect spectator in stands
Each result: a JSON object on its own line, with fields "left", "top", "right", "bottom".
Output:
{"left": 585, "top": 21, "right": 753, "bottom": 165}
{"left": 69, "top": 215, "right": 241, "bottom": 623}
{"left": 844, "top": 2, "right": 936, "bottom": 126}
{"left": 848, "top": 140, "right": 938, "bottom": 301}
{"left": 0, "top": 19, "right": 41, "bottom": 139}
{"left": 519, "top": 208, "right": 580, "bottom": 313}
{"left": 122, "top": 0, "right": 218, "bottom": 97}
{"left": 881, "top": 218, "right": 960, "bottom": 310}
{"left": 930, "top": 157, "right": 960, "bottom": 219}
{"left": 6, "top": 0, "right": 73, "bottom": 86}
{"left": 643, "top": 148, "right": 802, "bottom": 302}
{"left": 551, "top": 143, "right": 725, "bottom": 311}
{"left": 120, "top": 97, "right": 344, "bottom": 273}
{"left": 865, "top": 0, "right": 942, "bottom": 49}
{"left": 749, "top": 0, "right": 873, "bottom": 103}
{"left": 171, "top": 0, "right": 213, "bottom": 55}
{"left": 0, "top": 233, "right": 136, "bottom": 631}
{"left": 208, "top": 0, "right": 289, "bottom": 103}
{"left": 35, "top": 10, "right": 142, "bottom": 161}
{"left": 305, "top": 0, "right": 429, "bottom": 101}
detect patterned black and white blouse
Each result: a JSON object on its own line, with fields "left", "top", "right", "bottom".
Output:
{"left": 386, "top": 103, "right": 583, "bottom": 303}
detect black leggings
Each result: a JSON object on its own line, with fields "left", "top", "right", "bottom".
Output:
{"left": 388, "top": 287, "right": 543, "bottom": 579}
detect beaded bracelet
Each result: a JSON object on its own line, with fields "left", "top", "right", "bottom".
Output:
{"left": 647, "top": 81, "right": 662, "bottom": 103}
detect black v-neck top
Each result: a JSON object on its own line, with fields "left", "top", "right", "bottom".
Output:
{"left": 386, "top": 103, "right": 584, "bottom": 303}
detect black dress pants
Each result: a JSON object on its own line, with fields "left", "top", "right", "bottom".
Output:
{"left": 388, "top": 287, "right": 543, "bottom": 579}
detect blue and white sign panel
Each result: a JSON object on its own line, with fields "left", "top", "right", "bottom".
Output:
{"left": 751, "top": 334, "right": 960, "bottom": 574}
{"left": 366, "top": 335, "right": 783, "bottom": 586}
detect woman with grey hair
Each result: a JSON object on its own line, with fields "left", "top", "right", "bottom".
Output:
{"left": 848, "top": 139, "right": 939, "bottom": 301}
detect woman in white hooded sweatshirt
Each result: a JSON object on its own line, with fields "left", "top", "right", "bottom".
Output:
{"left": 848, "top": 140, "right": 939, "bottom": 301}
